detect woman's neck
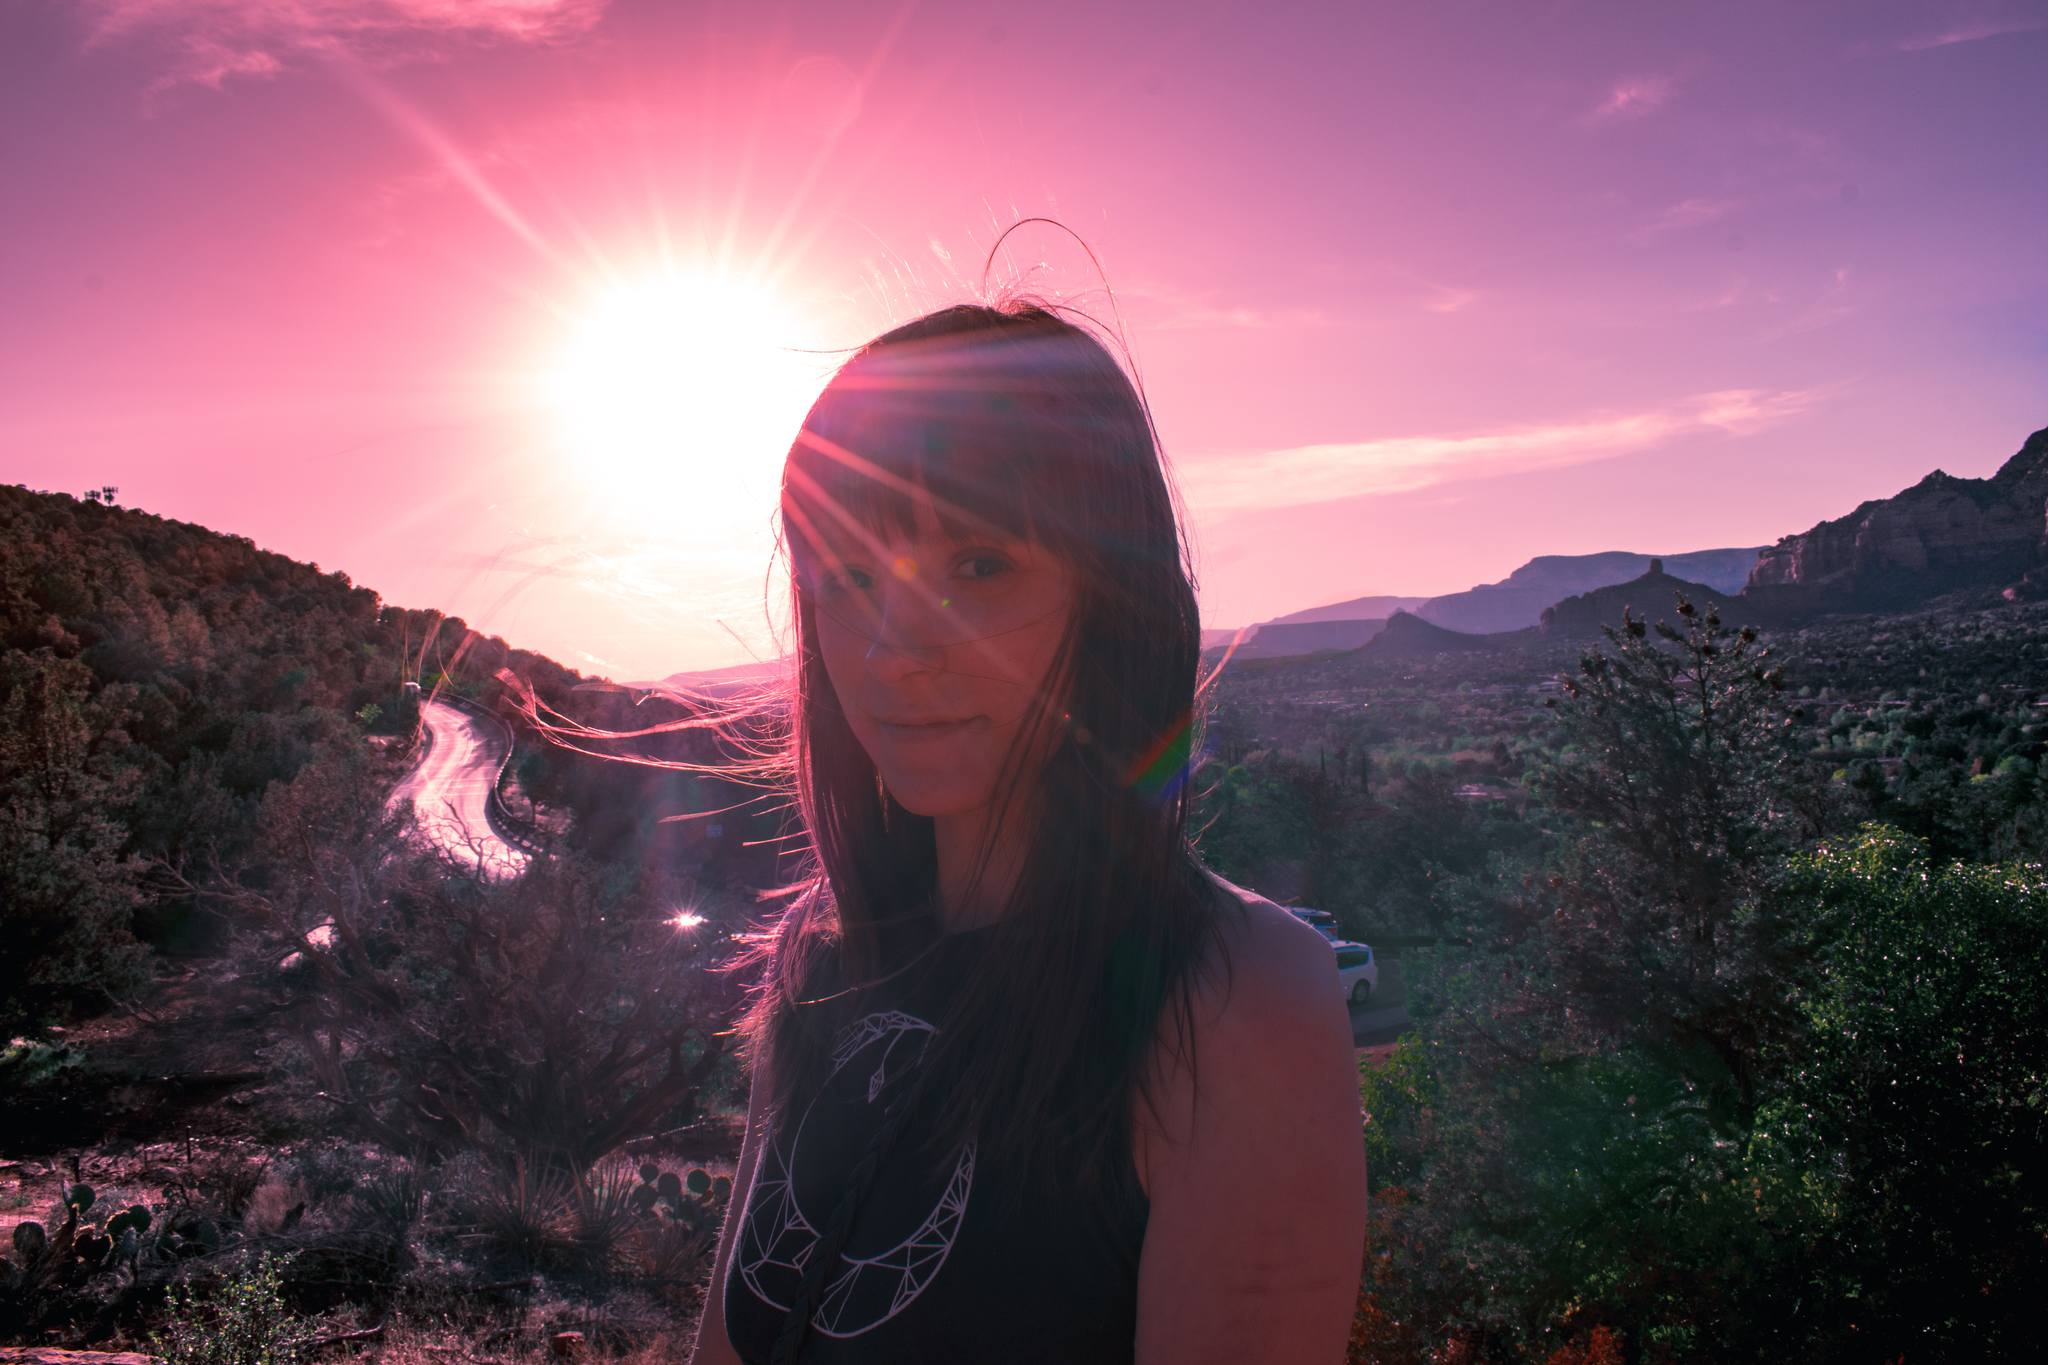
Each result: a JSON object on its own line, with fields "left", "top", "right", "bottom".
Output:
{"left": 931, "top": 800, "right": 1030, "bottom": 934}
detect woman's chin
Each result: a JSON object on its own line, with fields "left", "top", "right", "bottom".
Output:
{"left": 880, "top": 777, "right": 987, "bottom": 820}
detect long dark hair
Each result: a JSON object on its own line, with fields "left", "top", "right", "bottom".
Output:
{"left": 738, "top": 297, "right": 1244, "bottom": 1228}
{"left": 499, "top": 292, "right": 1246, "bottom": 1233}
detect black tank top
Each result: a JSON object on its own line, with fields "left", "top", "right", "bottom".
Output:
{"left": 720, "top": 924, "right": 1151, "bottom": 1363}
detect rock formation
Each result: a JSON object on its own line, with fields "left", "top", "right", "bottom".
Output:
{"left": 1745, "top": 425, "right": 2048, "bottom": 613}
{"left": 1360, "top": 610, "right": 1502, "bottom": 658}
{"left": 1417, "top": 547, "right": 1767, "bottom": 634}
{"left": 1540, "top": 559, "right": 1758, "bottom": 636}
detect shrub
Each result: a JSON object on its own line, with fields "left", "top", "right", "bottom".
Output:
{"left": 1759, "top": 825, "right": 2048, "bottom": 1356}
{"left": 0, "top": 650, "right": 150, "bottom": 1036}
{"left": 213, "top": 754, "right": 742, "bottom": 1172}
{"left": 150, "top": 1254, "right": 317, "bottom": 1365}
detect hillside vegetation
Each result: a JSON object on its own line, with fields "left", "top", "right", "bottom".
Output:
{"left": 6, "top": 482, "right": 2047, "bottom": 1361}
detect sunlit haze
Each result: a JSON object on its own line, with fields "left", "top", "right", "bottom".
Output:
{"left": 5, "top": 0, "right": 2044, "bottom": 679}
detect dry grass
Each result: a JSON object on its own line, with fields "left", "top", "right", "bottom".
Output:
{"left": 350, "top": 1287, "right": 704, "bottom": 1365}
{"left": 243, "top": 1170, "right": 309, "bottom": 1236}
{"left": 364, "top": 1324, "right": 697, "bottom": 1365}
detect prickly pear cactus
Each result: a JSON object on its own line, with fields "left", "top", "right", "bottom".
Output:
{"left": 11, "top": 1222, "right": 48, "bottom": 1263}
{"left": 625, "top": 1163, "right": 731, "bottom": 1236}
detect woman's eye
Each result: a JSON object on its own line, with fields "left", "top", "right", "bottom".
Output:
{"left": 958, "top": 554, "right": 1011, "bottom": 581}
{"left": 817, "top": 567, "right": 874, "bottom": 593}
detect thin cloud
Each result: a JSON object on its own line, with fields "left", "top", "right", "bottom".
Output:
{"left": 1757, "top": 264, "right": 1857, "bottom": 342}
{"left": 1124, "top": 285, "right": 1331, "bottom": 333}
{"left": 1632, "top": 195, "right": 1738, "bottom": 242}
{"left": 1180, "top": 388, "right": 1828, "bottom": 514}
{"left": 1898, "top": 17, "right": 2048, "bottom": 50}
{"left": 1420, "top": 286, "right": 1479, "bottom": 315}
{"left": 1590, "top": 74, "right": 1675, "bottom": 121}
{"left": 1678, "top": 274, "right": 1748, "bottom": 313}
{"left": 81, "top": 0, "right": 610, "bottom": 99}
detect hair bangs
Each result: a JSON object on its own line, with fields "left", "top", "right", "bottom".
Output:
{"left": 781, "top": 329, "right": 1135, "bottom": 577}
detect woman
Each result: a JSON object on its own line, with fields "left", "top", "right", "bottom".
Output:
{"left": 689, "top": 300, "right": 1365, "bottom": 1364}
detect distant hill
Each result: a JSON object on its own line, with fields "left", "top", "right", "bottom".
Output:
{"left": 1203, "top": 551, "right": 1762, "bottom": 662}
{"left": 1214, "top": 618, "right": 1388, "bottom": 660}
{"left": 1269, "top": 594, "right": 1429, "bottom": 625}
{"left": 618, "top": 657, "right": 790, "bottom": 700}
{"left": 1416, "top": 548, "right": 1766, "bottom": 634}
{"left": 1195, "top": 595, "right": 1422, "bottom": 660}
{"left": 1539, "top": 559, "right": 1751, "bottom": 636}
{"left": 1359, "top": 610, "right": 1502, "bottom": 659}
{"left": 1745, "top": 424, "right": 2048, "bottom": 613}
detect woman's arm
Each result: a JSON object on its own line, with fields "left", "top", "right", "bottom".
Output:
{"left": 1134, "top": 899, "right": 1368, "bottom": 1364}
{"left": 687, "top": 1052, "right": 772, "bottom": 1365}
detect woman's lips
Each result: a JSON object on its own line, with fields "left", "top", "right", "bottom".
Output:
{"left": 876, "top": 715, "right": 985, "bottom": 741}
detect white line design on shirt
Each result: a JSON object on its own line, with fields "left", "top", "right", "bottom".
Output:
{"left": 735, "top": 1008, "right": 978, "bottom": 1339}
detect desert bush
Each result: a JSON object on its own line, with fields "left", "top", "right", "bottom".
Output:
{"left": 1360, "top": 601, "right": 1839, "bottom": 1358}
{"left": 0, "top": 649, "right": 151, "bottom": 1036}
{"left": 164, "top": 1152, "right": 269, "bottom": 1225}
{"left": 202, "top": 750, "right": 743, "bottom": 1173}
{"left": 1752, "top": 825, "right": 2048, "bottom": 1357}
{"left": 150, "top": 1253, "right": 316, "bottom": 1365}
{"left": 1356, "top": 1039, "right": 1430, "bottom": 1188}
{"left": 239, "top": 1173, "right": 307, "bottom": 1238}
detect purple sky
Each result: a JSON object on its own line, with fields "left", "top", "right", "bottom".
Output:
{"left": 4, "top": 0, "right": 2044, "bottom": 678}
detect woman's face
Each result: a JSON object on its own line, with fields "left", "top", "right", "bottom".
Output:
{"left": 805, "top": 488, "right": 1077, "bottom": 820}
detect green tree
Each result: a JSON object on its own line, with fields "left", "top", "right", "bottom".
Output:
{"left": 0, "top": 651, "right": 149, "bottom": 1035}
{"left": 1366, "top": 597, "right": 1839, "bottom": 1358}
{"left": 1755, "top": 825, "right": 2048, "bottom": 1357}
{"left": 1533, "top": 597, "right": 1826, "bottom": 1125}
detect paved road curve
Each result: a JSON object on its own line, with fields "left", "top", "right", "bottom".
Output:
{"left": 388, "top": 697, "right": 528, "bottom": 880}
{"left": 1351, "top": 1000, "right": 1410, "bottom": 1048}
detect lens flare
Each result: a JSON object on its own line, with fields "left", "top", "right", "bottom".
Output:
{"left": 543, "top": 269, "right": 827, "bottom": 529}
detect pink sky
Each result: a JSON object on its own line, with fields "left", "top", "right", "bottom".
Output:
{"left": 5, "top": 0, "right": 2044, "bottom": 679}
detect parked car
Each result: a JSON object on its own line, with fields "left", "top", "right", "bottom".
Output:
{"left": 1288, "top": 906, "right": 1343, "bottom": 942}
{"left": 1332, "top": 940, "right": 1378, "bottom": 1007}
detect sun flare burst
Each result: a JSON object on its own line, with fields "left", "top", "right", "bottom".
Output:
{"left": 543, "top": 269, "right": 828, "bottom": 528}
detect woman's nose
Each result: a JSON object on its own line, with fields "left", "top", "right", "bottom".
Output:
{"left": 864, "top": 577, "right": 951, "bottom": 670}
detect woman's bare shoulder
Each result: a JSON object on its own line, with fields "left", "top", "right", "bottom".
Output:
{"left": 1133, "top": 865, "right": 1350, "bottom": 1198}
{"left": 1141, "top": 864, "right": 1343, "bottom": 1081}
{"left": 1133, "top": 866, "right": 1364, "bottom": 1365}
{"left": 1190, "top": 866, "right": 1334, "bottom": 998}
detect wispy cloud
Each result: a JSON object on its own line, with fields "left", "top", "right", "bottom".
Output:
{"left": 1179, "top": 388, "right": 1828, "bottom": 514}
{"left": 1898, "top": 17, "right": 2048, "bottom": 51}
{"left": 1122, "top": 285, "right": 1331, "bottom": 333}
{"left": 1631, "top": 195, "right": 1738, "bottom": 242}
{"left": 1678, "top": 273, "right": 1748, "bottom": 313}
{"left": 1757, "top": 264, "right": 1857, "bottom": 342}
{"left": 1420, "top": 285, "right": 1479, "bottom": 315}
{"left": 81, "top": 0, "right": 609, "bottom": 100}
{"left": 1590, "top": 73, "right": 1675, "bottom": 121}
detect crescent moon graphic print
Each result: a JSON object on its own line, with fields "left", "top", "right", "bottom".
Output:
{"left": 720, "top": 928, "right": 1149, "bottom": 1363}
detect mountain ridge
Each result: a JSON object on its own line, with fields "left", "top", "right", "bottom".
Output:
{"left": 1746, "top": 424, "right": 2048, "bottom": 613}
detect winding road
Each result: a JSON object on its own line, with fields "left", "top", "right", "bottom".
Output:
{"left": 388, "top": 697, "right": 529, "bottom": 880}
{"left": 384, "top": 697, "right": 1411, "bottom": 1040}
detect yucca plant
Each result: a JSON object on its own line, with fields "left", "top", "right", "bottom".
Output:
{"left": 471, "top": 1158, "right": 571, "bottom": 1271}
{"left": 567, "top": 1159, "right": 643, "bottom": 1278}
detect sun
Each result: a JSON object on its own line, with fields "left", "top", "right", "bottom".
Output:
{"left": 543, "top": 268, "right": 827, "bottom": 521}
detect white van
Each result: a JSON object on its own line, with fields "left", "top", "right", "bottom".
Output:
{"left": 1332, "top": 941, "right": 1378, "bottom": 1007}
